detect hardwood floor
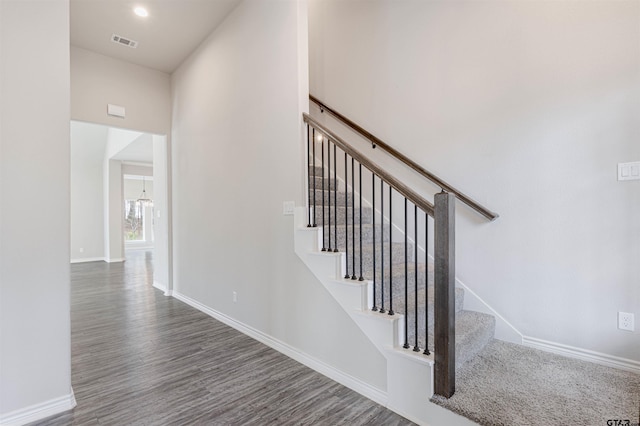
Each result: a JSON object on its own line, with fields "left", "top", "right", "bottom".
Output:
{"left": 32, "top": 250, "right": 413, "bottom": 425}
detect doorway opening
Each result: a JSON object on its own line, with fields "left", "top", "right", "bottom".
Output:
{"left": 70, "top": 120, "right": 172, "bottom": 294}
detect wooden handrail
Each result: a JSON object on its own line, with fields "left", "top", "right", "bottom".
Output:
{"left": 309, "top": 94, "right": 499, "bottom": 221}
{"left": 303, "top": 113, "right": 435, "bottom": 217}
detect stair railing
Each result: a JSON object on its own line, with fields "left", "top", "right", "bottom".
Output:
{"left": 304, "top": 112, "right": 461, "bottom": 398}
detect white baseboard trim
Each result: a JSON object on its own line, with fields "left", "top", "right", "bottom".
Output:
{"left": 172, "top": 291, "right": 388, "bottom": 406}
{"left": 0, "top": 390, "right": 76, "bottom": 426}
{"left": 70, "top": 257, "right": 105, "bottom": 264}
{"left": 105, "top": 258, "right": 125, "bottom": 263}
{"left": 152, "top": 281, "right": 167, "bottom": 293}
{"left": 523, "top": 336, "right": 640, "bottom": 374}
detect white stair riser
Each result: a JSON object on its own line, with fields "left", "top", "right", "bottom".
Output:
{"left": 293, "top": 207, "right": 437, "bottom": 406}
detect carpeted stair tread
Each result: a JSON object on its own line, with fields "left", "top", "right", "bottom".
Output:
{"left": 310, "top": 175, "right": 338, "bottom": 190}
{"left": 328, "top": 223, "right": 391, "bottom": 249}
{"left": 449, "top": 310, "right": 496, "bottom": 367}
{"left": 374, "top": 261, "right": 433, "bottom": 289}
{"left": 372, "top": 286, "right": 465, "bottom": 325}
{"left": 311, "top": 189, "right": 355, "bottom": 207}
{"left": 408, "top": 310, "right": 495, "bottom": 368}
{"left": 313, "top": 206, "right": 373, "bottom": 226}
{"left": 378, "top": 308, "right": 494, "bottom": 370}
{"left": 341, "top": 247, "right": 433, "bottom": 291}
{"left": 339, "top": 242, "right": 413, "bottom": 276}
{"left": 308, "top": 165, "right": 325, "bottom": 176}
{"left": 376, "top": 287, "right": 464, "bottom": 349}
{"left": 310, "top": 189, "right": 378, "bottom": 209}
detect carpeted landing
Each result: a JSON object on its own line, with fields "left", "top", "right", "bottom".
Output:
{"left": 431, "top": 339, "right": 640, "bottom": 426}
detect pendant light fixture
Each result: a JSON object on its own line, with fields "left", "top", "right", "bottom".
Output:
{"left": 137, "top": 176, "right": 153, "bottom": 206}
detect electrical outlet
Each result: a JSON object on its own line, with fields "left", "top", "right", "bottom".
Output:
{"left": 79, "top": 247, "right": 84, "bottom": 253}
{"left": 618, "top": 312, "right": 634, "bottom": 331}
{"left": 233, "top": 291, "right": 237, "bottom": 303}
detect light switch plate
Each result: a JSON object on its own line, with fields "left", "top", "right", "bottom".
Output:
{"left": 283, "top": 201, "right": 295, "bottom": 215}
{"left": 618, "top": 161, "right": 640, "bottom": 181}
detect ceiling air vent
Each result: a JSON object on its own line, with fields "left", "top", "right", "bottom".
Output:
{"left": 111, "top": 34, "right": 138, "bottom": 49}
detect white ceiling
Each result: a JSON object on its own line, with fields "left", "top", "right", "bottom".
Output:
{"left": 70, "top": 0, "right": 242, "bottom": 73}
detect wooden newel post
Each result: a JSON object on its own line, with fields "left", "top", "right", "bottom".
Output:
{"left": 434, "top": 191, "right": 455, "bottom": 398}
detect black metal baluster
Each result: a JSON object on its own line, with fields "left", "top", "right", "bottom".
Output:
{"left": 307, "top": 125, "right": 312, "bottom": 227}
{"left": 321, "top": 136, "right": 326, "bottom": 251}
{"left": 312, "top": 129, "right": 317, "bottom": 227}
{"left": 351, "top": 157, "right": 356, "bottom": 280}
{"left": 424, "top": 211, "right": 431, "bottom": 355}
{"left": 333, "top": 144, "right": 338, "bottom": 253}
{"left": 388, "top": 186, "right": 394, "bottom": 316}
{"left": 414, "top": 204, "right": 420, "bottom": 352}
{"left": 372, "top": 173, "right": 377, "bottom": 311}
{"left": 359, "top": 164, "right": 364, "bottom": 281}
{"left": 344, "top": 152, "right": 350, "bottom": 279}
{"left": 327, "top": 140, "right": 332, "bottom": 252}
{"left": 380, "top": 181, "right": 385, "bottom": 314}
{"left": 403, "top": 197, "right": 409, "bottom": 348}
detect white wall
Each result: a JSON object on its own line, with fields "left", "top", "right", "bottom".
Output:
{"left": 71, "top": 46, "right": 171, "bottom": 136}
{"left": 104, "top": 159, "right": 124, "bottom": 262}
{"left": 309, "top": 0, "right": 640, "bottom": 362}
{"left": 0, "top": 0, "right": 74, "bottom": 420}
{"left": 171, "top": 0, "right": 387, "bottom": 392}
{"left": 70, "top": 121, "right": 107, "bottom": 261}
{"left": 152, "top": 135, "right": 170, "bottom": 292}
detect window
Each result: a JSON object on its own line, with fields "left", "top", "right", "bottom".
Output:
{"left": 124, "top": 199, "right": 145, "bottom": 241}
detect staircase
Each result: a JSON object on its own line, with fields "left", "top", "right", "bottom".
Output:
{"left": 294, "top": 171, "right": 497, "bottom": 422}
{"left": 296, "top": 102, "right": 640, "bottom": 426}
{"left": 295, "top": 105, "right": 506, "bottom": 423}
{"left": 308, "top": 168, "right": 496, "bottom": 364}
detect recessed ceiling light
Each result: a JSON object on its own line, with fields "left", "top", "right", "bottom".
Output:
{"left": 134, "top": 7, "right": 148, "bottom": 17}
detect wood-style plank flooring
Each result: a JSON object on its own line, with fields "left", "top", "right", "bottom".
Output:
{"left": 32, "top": 250, "right": 413, "bottom": 425}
